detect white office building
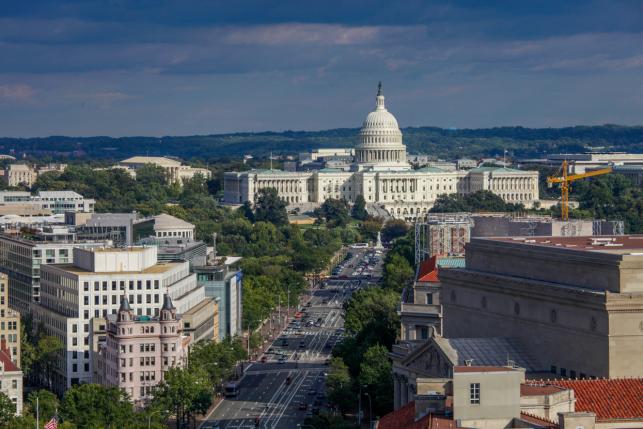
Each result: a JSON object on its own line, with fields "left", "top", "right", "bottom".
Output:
{"left": 32, "top": 246, "right": 205, "bottom": 390}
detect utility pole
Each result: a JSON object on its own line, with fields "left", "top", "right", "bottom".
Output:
{"left": 358, "top": 385, "right": 362, "bottom": 426}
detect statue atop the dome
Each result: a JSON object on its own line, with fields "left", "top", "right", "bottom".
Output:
{"left": 377, "top": 81, "right": 383, "bottom": 96}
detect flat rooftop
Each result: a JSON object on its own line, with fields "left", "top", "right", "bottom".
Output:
{"left": 485, "top": 235, "right": 643, "bottom": 255}
{"left": 50, "top": 261, "right": 180, "bottom": 275}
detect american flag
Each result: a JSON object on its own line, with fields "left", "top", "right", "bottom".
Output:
{"left": 44, "top": 417, "right": 58, "bottom": 429}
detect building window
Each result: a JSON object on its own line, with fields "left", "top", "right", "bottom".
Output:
{"left": 426, "top": 294, "right": 433, "bottom": 305}
{"left": 550, "top": 309, "right": 557, "bottom": 323}
{"left": 481, "top": 296, "right": 487, "bottom": 309}
{"left": 419, "top": 326, "right": 428, "bottom": 340}
{"left": 450, "top": 290, "right": 456, "bottom": 303}
{"left": 560, "top": 368, "right": 567, "bottom": 377}
{"left": 570, "top": 370, "right": 577, "bottom": 379}
{"left": 550, "top": 365, "right": 557, "bottom": 374}
{"left": 590, "top": 317, "right": 597, "bottom": 332}
{"left": 514, "top": 302, "right": 520, "bottom": 316}
{"left": 470, "top": 383, "right": 480, "bottom": 405}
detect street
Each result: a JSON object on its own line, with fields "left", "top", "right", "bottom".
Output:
{"left": 201, "top": 247, "right": 384, "bottom": 429}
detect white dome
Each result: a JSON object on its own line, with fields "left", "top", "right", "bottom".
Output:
{"left": 361, "top": 107, "right": 400, "bottom": 132}
{"left": 354, "top": 83, "right": 409, "bottom": 171}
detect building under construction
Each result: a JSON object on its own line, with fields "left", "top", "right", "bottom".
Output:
{"left": 415, "top": 213, "right": 624, "bottom": 265}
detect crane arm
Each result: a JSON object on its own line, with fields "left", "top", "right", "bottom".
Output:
{"left": 547, "top": 166, "right": 612, "bottom": 184}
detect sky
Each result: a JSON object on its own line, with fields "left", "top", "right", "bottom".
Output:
{"left": 1, "top": 0, "right": 643, "bottom": 137}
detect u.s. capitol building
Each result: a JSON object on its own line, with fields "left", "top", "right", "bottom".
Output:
{"left": 224, "top": 84, "right": 539, "bottom": 221}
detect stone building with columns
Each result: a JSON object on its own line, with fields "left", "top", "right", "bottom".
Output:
{"left": 223, "top": 84, "right": 539, "bottom": 220}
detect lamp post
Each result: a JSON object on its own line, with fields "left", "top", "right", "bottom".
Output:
{"left": 364, "top": 391, "right": 373, "bottom": 428}
{"left": 147, "top": 408, "right": 162, "bottom": 429}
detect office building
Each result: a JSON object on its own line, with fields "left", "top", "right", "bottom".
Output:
{"left": 0, "top": 274, "right": 20, "bottom": 366}
{"left": 194, "top": 257, "right": 242, "bottom": 339}
{"left": 0, "top": 232, "right": 111, "bottom": 313}
{"left": 0, "top": 340, "right": 22, "bottom": 415}
{"left": 118, "top": 157, "right": 211, "bottom": 184}
{"left": 95, "top": 294, "right": 190, "bottom": 405}
{"left": 441, "top": 235, "right": 643, "bottom": 378}
{"left": 32, "top": 246, "right": 206, "bottom": 390}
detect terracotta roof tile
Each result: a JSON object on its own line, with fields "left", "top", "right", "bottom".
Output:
{"left": 520, "top": 412, "right": 559, "bottom": 429}
{"left": 378, "top": 401, "right": 456, "bottom": 429}
{"left": 551, "top": 379, "right": 643, "bottom": 421}
{"left": 521, "top": 383, "right": 568, "bottom": 396}
{"left": 417, "top": 256, "right": 439, "bottom": 283}
{"left": 0, "top": 342, "right": 18, "bottom": 372}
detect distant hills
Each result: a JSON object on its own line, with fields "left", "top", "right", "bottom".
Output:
{"left": 1, "top": 125, "right": 642, "bottom": 162}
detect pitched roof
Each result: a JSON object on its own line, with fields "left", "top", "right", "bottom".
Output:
{"left": 521, "top": 383, "right": 568, "bottom": 396}
{"left": 377, "top": 402, "right": 456, "bottom": 429}
{"left": 0, "top": 342, "right": 19, "bottom": 372}
{"left": 454, "top": 365, "right": 518, "bottom": 373}
{"left": 519, "top": 412, "right": 559, "bottom": 429}
{"left": 550, "top": 378, "right": 643, "bottom": 421}
{"left": 417, "top": 256, "right": 439, "bottom": 282}
{"left": 440, "top": 337, "right": 545, "bottom": 372}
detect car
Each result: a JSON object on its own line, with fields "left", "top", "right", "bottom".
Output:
{"left": 286, "top": 376, "right": 292, "bottom": 385}
{"left": 261, "top": 356, "right": 268, "bottom": 363}
{"left": 298, "top": 402, "right": 308, "bottom": 410}
{"left": 278, "top": 356, "right": 287, "bottom": 364}
{"left": 299, "top": 341, "right": 306, "bottom": 348}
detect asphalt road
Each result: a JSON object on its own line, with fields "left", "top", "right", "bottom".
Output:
{"left": 201, "top": 248, "right": 384, "bottom": 429}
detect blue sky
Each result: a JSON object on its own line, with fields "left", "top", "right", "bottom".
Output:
{"left": 1, "top": 0, "right": 642, "bottom": 137}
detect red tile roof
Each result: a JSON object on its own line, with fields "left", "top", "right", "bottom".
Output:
{"left": 520, "top": 412, "right": 559, "bottom": 429}
{"left": 521, "top": 383, "right": 568, "bottom": 396}
{"left": 417, "top": 256, "right": 439, "bottom": 283}
{"left": 378, "top": 402, "right": 456, "bottom": 429}
{"left": 0, "top": 341, "right": 18, "bottom": 372}
{"left": 550, "top": 379, "right": 643, "bottom": 421}
{"left": 454, "top": 365, "right": 518, "bottom": 373}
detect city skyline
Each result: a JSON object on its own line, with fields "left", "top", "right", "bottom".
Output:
{"left": 1, "top": 1, "right": 642, "bottom": 137}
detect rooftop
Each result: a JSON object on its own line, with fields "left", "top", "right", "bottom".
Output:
{"left": 0, "top": 342, "right": 19, "bottom": 372}
{"left": 549, "top": 378, "right": 643, "bottom": 421}
{"left": 454, "top": 365, "right": 519, "bottom": 373}
{"left": 51, "top": 261, "right": 180, "bottom": 276}
{"left": 443, "top": 337, "right": 544, "bottom": 372}
{"left": 121, "top": 156, "right": 182, "bottom": 167}
{"left": 520, "top": 383, "right": 568, "bottom": 396}
{"left": 153, "top": 213, "right": 195, "bottom": 230}
{"left": 488, "top": 235, "right": 643, "bottom": 254}
{"left": 377, "top": 401, "right": 455, "bottom": 429}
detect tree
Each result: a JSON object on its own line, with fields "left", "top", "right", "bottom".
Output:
{"left": 351, "top": 195, "right": 369, "bottom": 220}
{"left": 315, "top": 198, "right": 350, "bottom": 227}
{"left": 0, "top": 392, "right": 15, "bottom": 427}
{"left": 254, "top": 188, "right": 288, "bottom": 225}
{"left": 60, "top": 384, "right": 135, "bottom": 428}
{"left": 33, "top": 335, "right": 64, "bottom": 390}
{"left": 382, "top": 253, "right": 414, "bottom": 291}
{"left": 359, "top": 345, "right": 394, "bottom": 417}
{"left": 152, "top": 366, "right": 213, "bottom": 429}
{"left": 27, "top": 390, "right": 59, "bottom": 423}
{"left": 326, "top": 358, "right": 354, "bottom": 415}
{"left": 359, "top": 217, "right": 383, "bottom": 242}
{"left": 381, "top": 219, "right": 409, "bottom": 243}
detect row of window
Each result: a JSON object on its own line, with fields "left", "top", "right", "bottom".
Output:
{"left": 84, "top": 279, "right": 160, "bottom": 292}
{"left": 85, "top": 293, "right": 160, "bottom": 306}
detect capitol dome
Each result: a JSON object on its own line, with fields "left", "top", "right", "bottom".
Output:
{"left": 355, "top": 82, "right": 409, "bottom": 171}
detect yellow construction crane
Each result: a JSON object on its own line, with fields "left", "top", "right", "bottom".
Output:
{"left": 547, "top": 160, "right": 612, "bottom": 220}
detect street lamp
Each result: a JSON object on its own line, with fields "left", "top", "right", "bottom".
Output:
{"left": 364, "top": 391, "right": 373, "bottom": 428}
{"left": 147, "top": 408, "right": 162, "bottom": 429}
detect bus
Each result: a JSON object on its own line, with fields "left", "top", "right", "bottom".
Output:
{"left": 224, "top": 381, "right": 239, "bottom": 397}
{"left": 351, "top": 243, "right": 369, "bottom": 249}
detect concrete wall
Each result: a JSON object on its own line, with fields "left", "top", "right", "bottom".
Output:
{"left": 441, "top": 269, "right": 612, "bottom": 377}
{"left": 453, "top": 369, "right": 522, "bottom": 423}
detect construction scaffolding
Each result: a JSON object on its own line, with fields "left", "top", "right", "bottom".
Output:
{"left": 415, "top": 213, "right": 473, "bottom": 265}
